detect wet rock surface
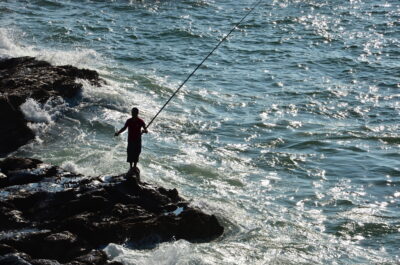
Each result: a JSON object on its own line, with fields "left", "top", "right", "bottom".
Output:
{"left": 0, "top": 57, "right": 104, "bottom": 155}
{"left": 0, "top": 157, "right": 224, "bottom": 264}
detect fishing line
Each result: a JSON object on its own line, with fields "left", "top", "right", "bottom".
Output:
{"left": 146, "top": 0, "right": 263, "bottom": 129}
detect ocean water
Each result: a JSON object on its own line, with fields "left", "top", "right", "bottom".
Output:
{"left": 1, "top": 0, "right": 399, "bottom": 264}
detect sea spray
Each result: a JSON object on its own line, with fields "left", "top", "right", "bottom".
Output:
{"left": 104, "top": 241, "right": 192, "bottom": 265}
{"left": 20, "top": 97, "right": 70, "bottom": 138}
{"left": 20, "top": 98, "right": 53, "bottom": 124}
{"left": 0, "top": 28, "right": 34, "bottom": 58}
{"left": 0, "top": 27, "right": 101, "bottom": 68}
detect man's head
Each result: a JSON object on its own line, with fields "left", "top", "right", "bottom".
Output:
{"left": 131, "top": 107, "right": 139, "bottom": 117}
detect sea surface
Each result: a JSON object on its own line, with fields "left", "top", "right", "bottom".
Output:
{"left": 1, "top": 0, "right": 399, "bottom": 264}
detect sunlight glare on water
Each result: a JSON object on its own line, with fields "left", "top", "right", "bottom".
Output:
{"left": 1, "top": 0, "right": 399, "bottom": 263}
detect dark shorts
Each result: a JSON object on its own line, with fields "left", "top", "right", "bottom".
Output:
{"left": 127, "top": 139, "right": 141, "bottom": 163}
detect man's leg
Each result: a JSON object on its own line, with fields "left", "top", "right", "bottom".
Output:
{"left": 133, "top": 139, "right": 141, "bottom": 169}
{"left": 127, "top": 142, "right": 133, "bottom": 169}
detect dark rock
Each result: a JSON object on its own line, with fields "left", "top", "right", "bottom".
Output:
{"left": 125, "top": 167, "right": 140, "bottom": 182}
{"left": 41, "top": 231, "right": 88, "bottom": 262}
{"left": 0, "top": 244, "right": 17, "bottom": 255}
{"left": 0, "top": 157, "right": 224, "bottom": 264}
{"left": 0, "top": 253, "right": 32, "bottom": 265}
{"left": 0, "top": 157, "right": 42, "bottom": 174}
{"left": 0, "top": 172, "right": 7, "bottom": 187}
{"left": 67, "top": 250, "right": 108, "bottom": 265}
{"left": 62, "top": 194, "right": 110, "bottom": 216}
{"left": 158, "top": 187, "right": 180, "bottom": 202}
{"left": 176, "top": 208, "right": 224, "bottom": 241}
{"left": 0, "top": 157, "right": 50, "bottom": 188}
{"left": 0, "top": 56, "right": 105, "bottom": 156}
{"left": 0, "top": 97, "right": 34, "bottom": 155}
{"left": 0, "top": 206, "right": 29, "bottom": 229}
{"left": 0, "top": 157, "right": 73, "bottom": 189}
{"left": 2, "top": 230, "right": 51, "bottom": 258}
{"left": 1, "top": 229, "right": 87, "bottom": 263}
{"left": 30, "top": 259, "right": 61, "bottom": 265}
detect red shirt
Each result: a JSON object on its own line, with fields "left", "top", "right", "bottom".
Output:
{"left": 125, "top": 117, "right": 145, "bottom": 142}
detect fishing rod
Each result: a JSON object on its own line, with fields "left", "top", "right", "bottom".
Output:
{"left": 146, "top": 0, "right": 263, "bottom": 129}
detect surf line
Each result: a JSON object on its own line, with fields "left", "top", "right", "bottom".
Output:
{"left": 146, "top": 0, "right": 263, "bottom": 129}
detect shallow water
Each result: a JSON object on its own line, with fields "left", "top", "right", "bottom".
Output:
{"left": 1, "top": 0, "right": 399, "bottom": 264}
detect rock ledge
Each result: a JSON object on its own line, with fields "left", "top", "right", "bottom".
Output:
{"left": 0, "top": 56, "right": 103, "bottom": 155}
{"left": 0, "top": 157, "right": 224, "bottom": 264}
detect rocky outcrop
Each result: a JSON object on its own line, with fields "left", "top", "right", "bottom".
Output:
{"left": 0, "top": 57, "right": 224, "bottom": 264}
{"left": 0, "top": 157, "right": 224, "bottom": 264}
{"left": 0, "top": 57, "right": 104, "bottom": 155}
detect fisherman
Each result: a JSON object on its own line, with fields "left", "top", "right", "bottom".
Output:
{"left": 114, "top": 107, "right": 148, "bottom": 169}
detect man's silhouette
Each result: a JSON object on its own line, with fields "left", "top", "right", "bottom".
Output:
{"left": 115, "top": 107, "right": 148, "bottom": 169}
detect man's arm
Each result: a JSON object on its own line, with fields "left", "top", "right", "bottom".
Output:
{"left": 114, "top": 122, "right": 128, "bottom": 136}
{"left": 142, "top": 122, "right": 148, "bottom": 134}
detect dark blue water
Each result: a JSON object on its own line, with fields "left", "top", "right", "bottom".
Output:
{"left": 1, "top": 0, "right": 399, "bottom": 263}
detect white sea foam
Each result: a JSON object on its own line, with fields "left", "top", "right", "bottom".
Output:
{"left": 59, "top": 160, "right": 98, "bottom": 177}
{"left": 19, "top": 97, "right": 71, "bottom": 140}
{"left": 36, "top": 48, "right": 101, "bottom": 69}
{"left": 20, "top": 98, "right": 52, "bottom": 124}
{"left": 60, "top": 160, "right": 97, "bottom": 176}
{"left": 0, "top": 27, "right": 101, "bottom": 68}
{"left": 0, "top": 28, "right": 33, "bottom": 58}
{"left": 104, "top": 240, "right": 192, "bottom": 265}
{"left": 20, "top": 98, "right": 53, "bottom": 137}
{"left": 61, "top": 161, "right": 79, "bottom": 174}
